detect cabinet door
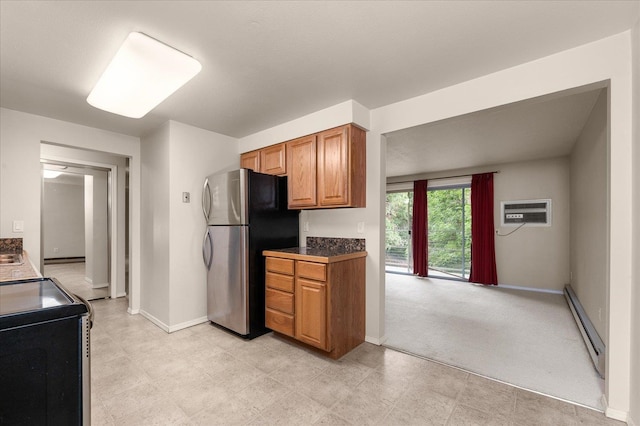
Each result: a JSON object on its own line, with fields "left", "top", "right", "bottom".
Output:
{"left": 295, "top": 278, "right": 327, "bottom": 350}
{"left": 317, "top": 126, "right": 349, "bottom": 206}
{"left": 260, "top": 143, "right": 287, "bottom": 175}
{"left": 287, "top": 135, "right": 317, "bottom": 208}
{"left": 240, "top": 151, "right": 260, "bottom": 171}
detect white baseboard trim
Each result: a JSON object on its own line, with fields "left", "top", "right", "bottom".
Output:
{"left": 365, "top": 334, "right": 387, "bottom": 345}
{"left": 127, "top": 307, "right": 140, "bottom": 315}
{"left": 168, "top": 316, "right": 209, "bottom": 333}
{"left": 91, "top": 282, "right": 108, "bottom": 289}
{"left": 601, "top": 394, "right": 629, "bottom": 422}
{"left": 605, "top": 407, "right": 628, "bottom": 422}
{"left": 497, "top": 284, "right": 563, "bottom": 294}
{"left": 138, "top": 310, "right": 209, "bottom": 334}
{"left": 628, "top": 415, "right": 638, "bottom": 426}
{"left": 115, "top": 292, "right": 127, "bottom": 298}
{"left": 139, "top": 309, "right": 170, "bottom": 333}
{"left": 84, "top": 277, "right": 93, "bottom": 284}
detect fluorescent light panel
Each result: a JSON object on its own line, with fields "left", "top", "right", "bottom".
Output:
{"left": 43, "top": 170, "right": 62, "bottom": 179}
{"left": 87, "top": 32, "right": 201, "bottom": 118}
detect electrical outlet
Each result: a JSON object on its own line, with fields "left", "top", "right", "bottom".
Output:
{"left": 53, "top": 247, "right": 59, "bottom": 253}
{"left": 357, "top": 222, "right": 365, "bottom": 233}
{"left": 182, "top": 192, "right": 190, "bottom": 203}
{"left": 303, "top": 222, "right": 309, "bottom": 232}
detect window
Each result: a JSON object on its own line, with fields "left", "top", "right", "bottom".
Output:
{"left": 385, "top": 181, "right": 471, "bottom": 280}
{"left": 427, "top": 186, "right": 471, "bottom": 279}
{"left": 385, "top": 191, "right": 413, "bottom": 273}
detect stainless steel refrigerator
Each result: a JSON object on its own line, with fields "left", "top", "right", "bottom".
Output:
{"left": 202, "top": 169, "right": 299, "bottom": 338}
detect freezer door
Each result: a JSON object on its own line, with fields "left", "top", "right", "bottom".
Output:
{"left": 203, "top": 169, "right": 248, "bottom": 225}
{"left": 204, "top": 226, "right": 249, "bottom": 335}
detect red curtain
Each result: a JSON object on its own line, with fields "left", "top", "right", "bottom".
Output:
{"left": 412, "top": 180, "right": 428, "bottom": 277}
{"left": 469, "top": 173, "right": 498, "bottom": 285}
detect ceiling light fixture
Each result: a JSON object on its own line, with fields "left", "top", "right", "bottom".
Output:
{"left": 86, "top": 32, "right": 202, "bottom": 118}
{"left": 43, "top": 170, "right": 62, "bottom": 179}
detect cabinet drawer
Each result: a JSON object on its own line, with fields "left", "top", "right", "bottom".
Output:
{"left": 297, "top": 261, "right": 326, "bottom": 281}
{"left": 266, "top": 288, "right": 294, "bottom": 314}
{"left": 265, "top": 272, "right": 294, "bottom": 293}
{"left": 266, "top": 257, "right": 294, "bottom": 275}
{"left": 266, "top": 308, "right": 294, "bottom": 337}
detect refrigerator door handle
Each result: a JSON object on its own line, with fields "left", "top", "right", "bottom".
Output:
{"left": 202, "top": 229, "right": 214, "bottom": 270}
{"left": 202, "top": 178, "right": 211, "bottom": 222}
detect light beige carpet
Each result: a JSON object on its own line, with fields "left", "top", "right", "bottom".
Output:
{"left": 384, "top": 273, "right": 604, "bottom": 409}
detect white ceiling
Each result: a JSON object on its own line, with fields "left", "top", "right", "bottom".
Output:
{"left": 1, "top": 1, "right": 638, "bottom": 142}
{"left": 385, "top": 87, "right": 603, "bottom": 178}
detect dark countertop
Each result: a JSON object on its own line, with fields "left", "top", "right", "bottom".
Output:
{"left": 263, "top": 247, "right": 367, "bottom": 263}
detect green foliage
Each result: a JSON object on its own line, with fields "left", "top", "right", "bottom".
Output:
{"left": 385, "top": 192, "right": 412, "bottom": 251}
{"left": 385, "top": 187, "right": 471, "bottom": 277}
{"left": 427, "top": 188, "right": 471, "bottom": 276}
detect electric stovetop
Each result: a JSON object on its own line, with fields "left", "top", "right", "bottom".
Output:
{"left": 0, "top": 277, "right": 88, "bottom": 330}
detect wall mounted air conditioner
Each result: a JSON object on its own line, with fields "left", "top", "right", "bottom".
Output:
{"left": 500, "top": 199, "right": 551, "bottom": 226}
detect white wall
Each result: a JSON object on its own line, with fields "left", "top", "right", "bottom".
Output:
{"left": 84, "top": 171, "right": 109, "bottom": 288}
{"left": 570, "top": 90, "right": 608, "bottom": 344}
{"left": 388, "top": 156, "right": 571, "bottom": 292}
{"left": 140, "top": 120, "right": 238, "bottom": 331}
{"left": 370, "top": 31, "right": 634, "bottom": 419}
{"left": 629, "top": 18, "right": 640, "bottom": 426}
{"left": 141, "top": 122, "right": 171, "bottom": 326}
{"left": 0, "top": 107, "right": 142, "bottom": 312}
{"left": 84, "top": 175, "right": 94, "bottom": 283}
{"left": 239, "top": 100, "right": 370, "bottom": 153}
{"left": 43, "top": 180, "right": 84, "bottom": 258}
{"left": 494, "top": 157, "right": 570, "bottom": 291}
{"left": 167, "top": 121, "right": 238, "bottom": 329}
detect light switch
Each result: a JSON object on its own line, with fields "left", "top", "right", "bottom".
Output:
{"left": 13, "top": 220, "right": 24, "bottom": 233}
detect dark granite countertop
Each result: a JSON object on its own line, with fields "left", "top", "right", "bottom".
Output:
{"left": 263, "top": 247, "right": 367, "bottom": 263}
{"left": 263, "top": 237, "right": 367, "bottom": 263}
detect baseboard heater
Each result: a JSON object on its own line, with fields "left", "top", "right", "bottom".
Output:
{"left": 564, "top": 285, "right": 605, "bottom": 378}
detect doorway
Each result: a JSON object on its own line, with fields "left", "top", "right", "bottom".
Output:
{"left": 382, "top": 86, "right": 610, "bottom": 409}
{"left": 41, "top": 163, "right": 111, "bottom": 301}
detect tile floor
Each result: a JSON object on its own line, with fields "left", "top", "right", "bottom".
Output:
{"left": 91, "top": 298, "right": 621, "bottom": 425}
{"left": 44, "top": 262, "right": 109, "bottom": 301}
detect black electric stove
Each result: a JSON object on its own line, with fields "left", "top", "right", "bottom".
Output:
{"left": 0, "top": 277, "right": 92, "bottom": 425}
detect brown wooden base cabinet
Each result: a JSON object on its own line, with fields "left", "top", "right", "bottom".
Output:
{"left": 264, "top": 254, "right": 365, "bottom": 359}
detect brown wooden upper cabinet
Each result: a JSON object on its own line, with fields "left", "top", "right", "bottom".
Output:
{"left": 241, "top": 123, "right": 366, "bottom": 209}
{"left": 287, "top": 135, "right": 317, "bottom": 208}
{"left": 260, "top": 143, "right": 287, "bottom": 175}
{"left": 240, "top": 143, "right": 287, "bottom": 176}
{"left": 240, "top": 150, "right": 260, "bottom": 172}
{"left": 288, "top": 124, "right": 366, "bottom": 210}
